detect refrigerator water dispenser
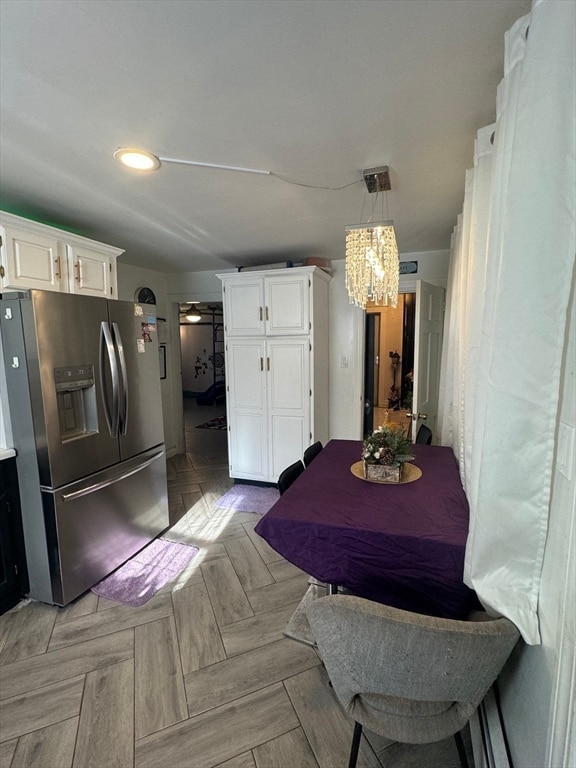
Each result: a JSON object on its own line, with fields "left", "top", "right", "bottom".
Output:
{"left": 54, "top": 364, "right": 98, "bottom": 441}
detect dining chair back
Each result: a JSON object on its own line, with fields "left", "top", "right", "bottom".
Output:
{"left": 307, "top": 595, "right": 520, "bottom": 768}
{"left": 277, "top": 460, "right": 305, "bottom": 495}
{"left": 303, "top": 441, "right": 323, "bottom": 467}
{"left": 416, "top": 424, "right": 433, "bottom": 445}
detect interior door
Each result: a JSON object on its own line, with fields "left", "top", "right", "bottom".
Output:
{"left": 363, "top": 313, "right": 380, "bottom": 436}
{"left": 412, "top": 281, "right": 445, "bottom": 444}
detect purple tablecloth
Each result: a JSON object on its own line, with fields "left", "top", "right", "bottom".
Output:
{"left": 254, "top": 439, "right": 480, "bottom": 619}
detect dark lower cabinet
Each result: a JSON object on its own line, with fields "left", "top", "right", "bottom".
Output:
{"left": 0, "top": 458, "right": 28, "bottom": 614}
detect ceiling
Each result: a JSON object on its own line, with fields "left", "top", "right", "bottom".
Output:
{"left": 0, "top": 0, "right": 530, "bottom": 274}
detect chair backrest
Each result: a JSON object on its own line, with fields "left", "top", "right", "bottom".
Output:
{"left": 277, "top": 460, "right": 305, "bottom": 495}
{"left": 416, "top": 424, "right": 433, "bottom": 445}
{"left": 303, "top": 441, "right": 323, "bottom": 467}
{"left": 307, "top": 595, "right": 520, "bottom": 713}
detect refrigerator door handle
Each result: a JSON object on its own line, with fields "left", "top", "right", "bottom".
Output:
{"left": 99, "top": 321, "right": 119, "bottom": 437}
{"left": 112, "top": 322, "right": 129, "bottom": 435}
{"left": 61, "top": 450, "right": 164, "bottom": 501}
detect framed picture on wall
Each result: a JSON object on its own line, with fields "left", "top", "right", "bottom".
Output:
{"left": 159, "top": 344, "right": 167, "bottom": 379}
{"left": 157, "top": 317, "right": 168, "bottom": 344}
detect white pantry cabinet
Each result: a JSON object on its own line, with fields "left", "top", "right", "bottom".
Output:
{"left": 218, "top": 267, "right": 330, "bottom": 483}
{"left": 0, "top": 212, "right": 123, "bottom": 298}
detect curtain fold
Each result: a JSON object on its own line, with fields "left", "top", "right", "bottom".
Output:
{"left": 438, "top": 0, "right": 576, "bottom": 644}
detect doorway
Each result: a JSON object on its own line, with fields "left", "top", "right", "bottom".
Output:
{"left": 364, "top": 294, "right": 416, "bottom": 436}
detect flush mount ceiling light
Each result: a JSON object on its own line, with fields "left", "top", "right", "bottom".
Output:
{"left": 113, "top": 147, "right": 270, "bottom": 176}
{"left": 345, "top": 166, "right": 400, "bottom": 310}
{"left": 113, "top": 148, "right": 161, "bottom": 171}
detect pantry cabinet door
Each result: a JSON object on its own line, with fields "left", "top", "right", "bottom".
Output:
{"left": 222, "top": 277, "right": 265, "bottom": 336}
{"left": 267, "top": 338, "right": 310, "bottom": 480}
{"left": 265, "top": 274, "right": 310, "bottom": 335}
{"left": 227, "top": 339, "right": 269, "bottom": 480}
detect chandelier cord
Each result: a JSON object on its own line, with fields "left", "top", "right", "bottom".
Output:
{"left": 269, "top": 172, "right": 363, "bottom": 191}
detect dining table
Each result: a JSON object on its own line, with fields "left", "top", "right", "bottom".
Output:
{"left": 254, "top": 439, "right": 481, "bottom": 619}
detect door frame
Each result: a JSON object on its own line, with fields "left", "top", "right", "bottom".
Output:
{"left": 352, "top": 278, "right": 445, "bottom": 439}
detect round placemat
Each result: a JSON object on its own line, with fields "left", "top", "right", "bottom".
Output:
{"left": 350, "top": 461, "right": 422, "bottom": 485}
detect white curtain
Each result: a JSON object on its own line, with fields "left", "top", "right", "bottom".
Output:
{"left": 438, "top": 0, "right": 576, "bottom": 644}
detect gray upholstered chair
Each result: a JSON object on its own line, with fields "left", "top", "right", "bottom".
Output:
{"left": 306, "top": 595, "right": 520, "bottom": 768}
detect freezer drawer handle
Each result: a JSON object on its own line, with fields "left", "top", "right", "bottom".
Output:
{"left": 99, "top": 321, "right": 120, "bottom": 437}
{"left": 61, "top": 450, "right": 164, "bottom": 501}
{"left": 112, "top": 322, "right": 129, "bottom": 435}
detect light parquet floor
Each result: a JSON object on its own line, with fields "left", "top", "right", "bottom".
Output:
{"left": 0, "top": 400, "right": 471, "bottom": 768}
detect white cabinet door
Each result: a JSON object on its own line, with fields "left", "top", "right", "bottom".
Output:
{"left": 0, "top": 225, "right": 65, "bottom": 292}
{"left": 265, "top": 274, "right": 310, "bottom": 335}
{"left": 67, "top": 245, "right": 116, "bottom": 298}
{"left": 267, "top": 338, "right": 310, "bottom": 480}
{"left": 222, "top": 272, "right": 310, "bottom": 337}
{"left": 223, "top": 277, "right": 265, "bottom": 336}
{"left": 227, "top": 339, "right": 268, "bottom": 480}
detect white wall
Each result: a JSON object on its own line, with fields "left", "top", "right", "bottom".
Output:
{"left": 180, "top": 323, "right": 219, "bottom": 395}
{"left": 163, "top": 253, "right": 450, "bottom": 442}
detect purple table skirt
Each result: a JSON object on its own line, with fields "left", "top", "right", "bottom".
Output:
{"left": 255, "top": 439, "right": 480, "bottom": 619}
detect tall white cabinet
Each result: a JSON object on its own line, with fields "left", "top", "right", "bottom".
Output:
{"left": 218, "top": 267, "right": 330, "bottom": 483}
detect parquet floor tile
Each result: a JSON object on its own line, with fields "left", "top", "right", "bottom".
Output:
{"left": 0, "top": 400, "right": 471, "bottom": 767}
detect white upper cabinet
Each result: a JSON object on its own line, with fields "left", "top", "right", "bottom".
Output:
{"left": 67, "top": 244, "right": 117, "bottom": 299}
{"left": 0, "top": 212, "right": 123, "bottom": 298}
{"left": 221, "top": 271, "right": 311, "bottom": 336}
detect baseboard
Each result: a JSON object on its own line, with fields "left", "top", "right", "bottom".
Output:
{"left": 470, "top": 687, "right": 511, "bottom": 768}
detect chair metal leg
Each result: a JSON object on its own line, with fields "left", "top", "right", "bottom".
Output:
{"left": 348, "top": 721, "right": 363, "bottom": 768}
{"left": 454, "top": 729, "right": 469, "bottom": 768}
{"left": 328, "top": 583, "right": 339, "bottom": 595}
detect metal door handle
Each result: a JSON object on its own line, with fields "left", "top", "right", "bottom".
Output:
{"left": 61, "top": 451, "right": 164, "bottom": 500}
{"left": 99, "top": 321, "right": 119, "bottom": 437}
{"left": 112, "top": 322, "right": 128, "bottom": 435}
{"left": 410, "top": 412, "right": 428, "bottom": 421}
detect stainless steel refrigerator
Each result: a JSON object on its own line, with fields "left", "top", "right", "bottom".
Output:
{"left": 0, "top": 289, "right": 169, "bottom": 606}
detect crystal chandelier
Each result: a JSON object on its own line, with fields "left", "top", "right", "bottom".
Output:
{"left": 345, "top": 167, "right": 400, "bottom": 309}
